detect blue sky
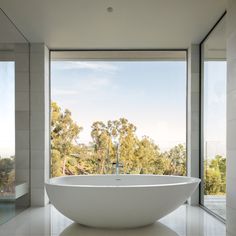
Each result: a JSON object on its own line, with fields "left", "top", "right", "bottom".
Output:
{"left": 0, "top": 62, "right": 15, "bottom": 157}
{"left": 51, "top": 61, "right": 187, "bottom": 151}
{"left": 0, "top": 60, "right": 226, "bottom": 157}
{"left": 204, "top": 61, "right": 226, "bottom": 158}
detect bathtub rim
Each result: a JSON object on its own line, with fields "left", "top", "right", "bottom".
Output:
{"left": 45, "top": 174, "right": 201, "bottom": 188}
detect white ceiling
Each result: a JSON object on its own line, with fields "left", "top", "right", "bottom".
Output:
{"left": 0, "top": 0, "right": 226, "bottom": 49}
{"left": 0, "top": 9, "right": 26, "bottom": 43}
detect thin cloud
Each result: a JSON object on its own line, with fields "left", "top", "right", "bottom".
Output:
{"left": 52, "top": 61, "right": 119, "bottom": 72}
{"left": 52, "top": 75, "right": 115, "bottom": 96}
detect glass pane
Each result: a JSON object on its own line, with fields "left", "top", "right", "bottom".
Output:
{"left": 202, "top": 16, "right": 226, "bottom": 219}
{"left": 0, "top": 61, "right": 15, "bottom": 224}
{"left": 50, "top": 54, "right": 187, "bottom": 177}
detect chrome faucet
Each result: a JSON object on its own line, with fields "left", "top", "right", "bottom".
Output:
{"left": 113, "top": 142, "right": 123, "bottom": 175}
{"left": 116, "top": 142, "right": 120, "bottom": 175}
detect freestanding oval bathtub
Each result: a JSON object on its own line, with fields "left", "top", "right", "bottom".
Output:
{"left": 45, "top": 175, "right": 200, "bottom": 228}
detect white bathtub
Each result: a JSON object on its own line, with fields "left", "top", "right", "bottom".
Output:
{"left": 45, "top": 175, "right": 200, "bottom": 228}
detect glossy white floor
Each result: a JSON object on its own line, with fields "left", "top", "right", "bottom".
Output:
{"left": 0, "top": 204, "right": 226, "bottom": 236}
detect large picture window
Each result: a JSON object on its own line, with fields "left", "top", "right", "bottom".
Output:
{"left": 50, "top": 51, "right": 187, "bottom": 177}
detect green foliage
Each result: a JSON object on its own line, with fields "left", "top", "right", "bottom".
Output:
{"left": 204, "top": 155, "right": 226, "bottom": 195}
{"left": 90, "top": 118, "right": 139, "bottom": 174}
{"left": 162, "top": 144, "right": 186, "bottom": 176}
{"left": 0, "top": 157, "right": 15, "bottom": 195}
{"left": 51, "top": 102, "right": 226, "bottom": 195}
{"left": 135, "top": 136, "right": 162, "bottom": 174}
{"left": 51, "top": 102, "right": 187, "bottom": 178}
{"left": 51, "top": 149, "right": 62, "bottom": 177}
{"left": 51, "top": 102, "right": 82, "bottom": 176}
{"left": 204, "top": 167, "right": 222, "bottom": 195}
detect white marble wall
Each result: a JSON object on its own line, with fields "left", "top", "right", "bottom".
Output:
{"left": 187, "top": 44, "right": 200, "bottom": 205}
{"left": 30, "top": 44, "right": 50, "bottom": 206}
{"left": 15, "top": 43, "right": 30, "bottom": 207}
{"left": 226, "top": 1, "right": 236, "bottom": 235}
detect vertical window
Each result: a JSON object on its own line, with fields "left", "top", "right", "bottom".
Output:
{"left": 50, "top": 51, "right": 187, "bottom": 177}
{"left": 0, "top": 61, "right": 15, "bottom": 223}
{"left": 201, "top": 16, "right": 226, "bottom": 220}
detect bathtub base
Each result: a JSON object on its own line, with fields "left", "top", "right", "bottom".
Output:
{"left": 45, "top": 174, "right": 200, "bottom": 229}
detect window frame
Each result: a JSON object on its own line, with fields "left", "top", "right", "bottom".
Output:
{"left": 199, "top": 12, "right": 227, "bottom": 223}
{"left": 49, "top": 49, "right": 188, "bottom": 177}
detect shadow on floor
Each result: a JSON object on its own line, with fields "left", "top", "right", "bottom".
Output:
{"left": 60, "top": 222, "right": 179, "bottom": 236}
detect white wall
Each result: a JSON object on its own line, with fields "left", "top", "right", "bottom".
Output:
{"left": 15, "top": 43, "right": 30, "bottom": 207}
{"left": 187, "top": 44, "right": 200, "bottom": 205}
{"left": 30, "top": 44, "right": 50, "bottom": 206}
{"left": 226, "top": 1, "right": 236, "bottom": 235}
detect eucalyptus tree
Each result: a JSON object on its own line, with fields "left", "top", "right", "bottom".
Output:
{"left": 51, "top": 102, "right": 82, "bottom": 176}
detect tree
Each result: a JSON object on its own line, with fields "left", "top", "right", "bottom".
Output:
{"left": 204, "top": 155, "right": 226, "bottom": 195}
{"left": 91, "top": 118, "right": 138, "bottom": 174}
{"left": 50, "top": 103, "right": 189, "bottom": 178}
{"left": 204, "top": 164, "right": 222, "bottom": 195}
{"left": 91, "top": 121, "right": 114, "bottom": 174}
{"left": 135, "top": 136, "right": 163, "bottom": 174}
{"left": 0, "top": 157, "right": 15, "bottom": 194}
{"left": 51, "top": 149, "right": 62, "bottom": 177}
{"left": 110, "top": 118, "right": 137, "bottom": 174}
{"left": 51, "top": 102, "right": 82, "bottom": 176}
{"left": 50, "top": 102, "right": 228, "bottom": 196}
{"left": 210, "top": 155, "right": 226, "bottom": 193}
{"left": 162, "top": 144, "right": 186, "bottom": 176}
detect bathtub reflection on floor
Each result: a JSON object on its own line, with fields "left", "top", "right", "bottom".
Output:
{"left": 59, "top": 222, "right": 179, "bottom": 236}
{"left": 0, "top": 204, "right": 226, "bottom": 236}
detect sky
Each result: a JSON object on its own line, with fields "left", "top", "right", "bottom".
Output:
{"left": 204, "top": 61, "right": 227, "bottom": 158}
{"left": 51, "top": 60, "right": 187, "bottom": 151}
{"left": 0, "top": 59, "right": 226, "bottom": 158}
{"left": 0, "top": 62, "right": 15, "bottom": 157}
